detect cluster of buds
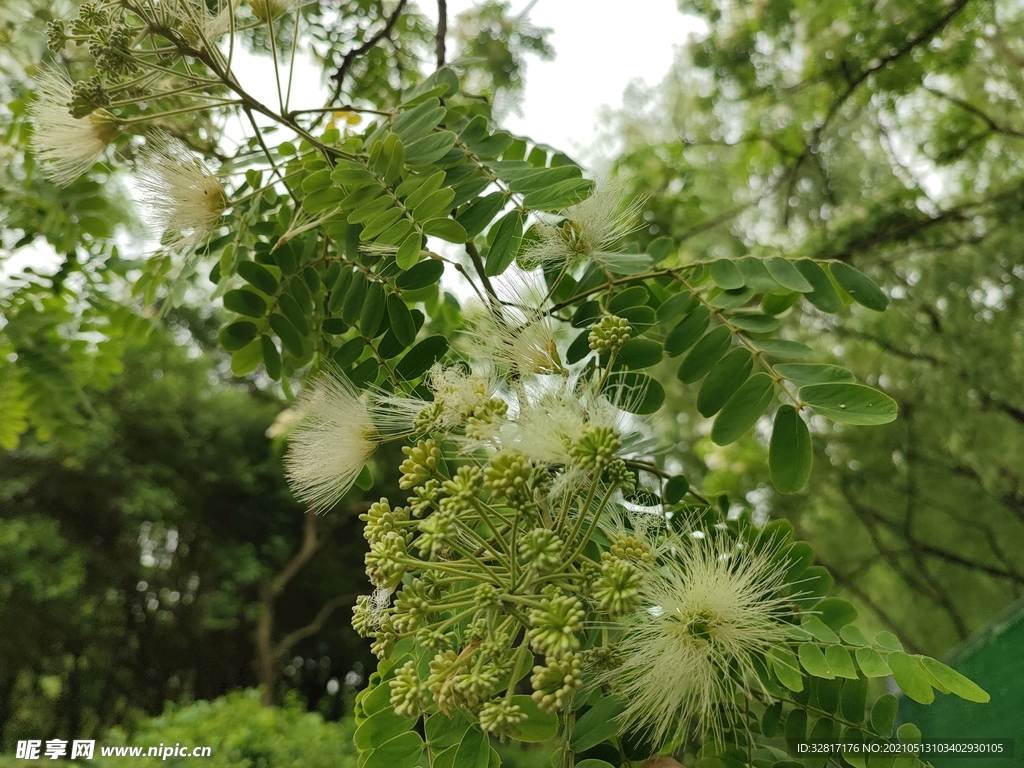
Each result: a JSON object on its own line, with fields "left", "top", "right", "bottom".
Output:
{"left": 588, "top": 315, "right": 632, "bottom": 354}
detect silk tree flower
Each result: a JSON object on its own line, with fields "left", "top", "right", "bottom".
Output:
{"left": 462, "top": 267, "right": 565, "bottom": 376}
{"left": 366, "top": 364, "right": 503, "bottom": 438}
{"left": 519, "top": 180, "right": 646, "bottom": 271}
{"left": 285, "top": 368, "right": 377, "bottom": 512}
{"left": 503, "top": 377, "right": 647, "bottom": 469}
{"left": 135, "top": 135, "right": 228, "bottom": 253}
{"left": 29, "top": 68, "right": 120, "bottom": 187}
{"left": 605, "top": 529, "right": 798, "bottom": 747}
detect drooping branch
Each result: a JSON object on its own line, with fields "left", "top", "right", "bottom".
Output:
{"left": 783, "top": 0, "right": 973, "bottom": 222}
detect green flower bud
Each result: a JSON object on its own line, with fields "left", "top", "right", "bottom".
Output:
{"left": 365, "top": 530, "right": 408, "bottom": 591}
{"left": 479, "top": 633, "right": 514, "bottom": 663}
{"left": 408, "top": 479, "right": 441, "bottom": 518}
{"left": 464, "top": 617, "right": 489, "bottom": 643}
{"left": 390, "top": 660, "right": 430, "bottom": 718}
{"left": 360, "top": 497, "right": 410, "bottom": 544}
{"left": 527, "top": 591, "right": 584, "bottom": 658}
{"left": 413, "top": 401, "right": 443, "bottom": 434}
{"left": 479, "top": 699, "right": 527, "bottom": 739}
{"left": 608, "top": 534, "right": 653, "bottom": 564}
{"left": 443, "top": 465, "right": 482, "bottom": 500}
{"left": 46, "top": 20, "right": 67, "bottom": 53}
{"left": 415, "top": 506, "right": 456, "bottom": 558}
{"left": 484, "top": 450, "right": 533, "bottom": 506}
{"left": 465, "top": 397, "right": 509, "bottom": 441}
{"left": 451, "top": 666, "right": 499, "bottom": 709}
{"left": 399, "top": 439, "right": 442, "bottom": 489}
{"left": 70, "top": 77, "right": 110, "bottom": 118}
{"left": 593, "top": 558, "right": 642, "bottom": 617}
{"left": 393, "top": 580, "right": 432, "bottom": 633}
{"left": 530, "top": 653, "right": 583, "bottom": 713}
{"left": 602, "top": 459, "right": 636, "bottom": 493}
{"left": 415, "top": 628, "right": 451, "bottom": 651}
{"left": 351, "top": 594, "right": 387, "bottom": 637}
{"left": 569, "top": 425, "right": 622, "bottom": 471}
{"left": 473, "top": 583, "right": 501, "bottom": 610}
{"left": 427, "top": 649, "right": 464, "bottom": 709}
{"left": 370, "top": 621, "right": 396, "bottom": 659}
{"left": 588, "top": 315, "right": 632, "bottom": 353}
{"left": 518, "top": 528, "right": 564, "bottom": 575}
{"left": 74, "top": 3, "right": 106, "bottom": 33}
{"left": 581, "top": 644, "right": 623, "bottom": 672}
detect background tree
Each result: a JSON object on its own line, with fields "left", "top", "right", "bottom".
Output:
{"left": 612, "top": 0, "right": 1024, "bottom": 657}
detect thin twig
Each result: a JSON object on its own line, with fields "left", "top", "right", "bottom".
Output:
{"left": 330, "top": 0, "right": 410, "bottom": 93}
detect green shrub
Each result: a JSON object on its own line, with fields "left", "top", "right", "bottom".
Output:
{"left": 1, "top": 690, "right": 357, "bottom": 767}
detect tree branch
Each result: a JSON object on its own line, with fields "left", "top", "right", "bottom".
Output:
{"left": 330, "top": 0, "right": 410, "bottom": 92}
{"left": 784, "top": 0, "right": 973, "bottom": 222}
{"left": 435, "top": 0, "right": 447, "bottom": 69}
{"left": 272, "top": 594, "right": 358, "bottom": 661}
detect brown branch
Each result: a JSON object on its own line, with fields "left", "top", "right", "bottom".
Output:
{"left": 271, "top": 511, "right": 323, "bottom": 595}
{"left": 435, "top": 0, "right": 447, "bottom": 69}
{"left": 254, "top": 508, "right": 359, "bottom": 705}
{"left": 330, "top": 0, "right": 410, "bottom": 91}
{"left": 925, "top": 86, "right": 1024, "bottom": 138}
{"left": 272, "top": 594, "right": 358, "bottom": 661}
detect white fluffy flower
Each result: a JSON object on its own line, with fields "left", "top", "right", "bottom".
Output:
{"left": 285, "top": 369, "right": 377, "bottom": 512}
{"left": 29, "top": 69, "right": 119, "bottom": 187}
{"left": 520, "top": 181, "right": 647, "bottom": 270}
{"left": 606, "top": 529, "right": 797, "bottom": 747}
{"left": 462, "top": 269, "right": 564, "bottom": 376}
{"left": 503, "top": 378, "right": 646, "bottom": 467}
{"left": 365, "top": 364, "right": 501, "bottom": 438}
{"left": 135, "top": 135, "right": 228, "bottom": 253}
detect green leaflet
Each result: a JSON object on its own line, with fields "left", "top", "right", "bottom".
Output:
{"left": 799, "top": 382, "right": 898, "bottom": 425}
{"left": 697, "top": 348, "right": 753, "bottom": 417}
{"left": 710, "top": 372, "right": 774, "bottom": 445}
{"left": 769, "top": 405, "right": 812, "bottom": 493}
{"left": 829, "top": 262, "right": 889, "bottom": 311}
{"left": 918, "top": 657, "right": 989, "bottom": 703}
{"left": 677, "top": 325, "right": 732, "bottom": 383}
{"left": 569, "top": 696, "right": 625, "bottom": 752}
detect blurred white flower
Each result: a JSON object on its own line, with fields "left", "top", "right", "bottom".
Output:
{"left": 462, "top": 268, "right": 564, "bottom": 376}
{"left": 606, "top": 529, "right": 798, "bottom": 746}
{"left": 29, "top": 69, "right": 119, "bottom": 187}
{"left": 136, "top": 135, "right": 228, "bottom": 253}
{"left": 265, "top": 407, "right": 298, "bottom": 439}
{"left": 285, "top": 368, "right": 377, "bottom": 512}
{"left": 504, "top": 377, "right": 647, "bottom": 467}
{"left": 520, "top": 181, "right": 647, "bottom": 270}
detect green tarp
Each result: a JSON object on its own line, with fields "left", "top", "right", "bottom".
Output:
{"left": 900, "top": 599, "right": 1024, "bottom": 767}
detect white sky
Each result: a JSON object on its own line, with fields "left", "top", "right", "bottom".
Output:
{"left": 429, "top": 0, "right": 703, "bottom": 161}
{"left": 232, "top": 0, "right": 702, "bottom": 160}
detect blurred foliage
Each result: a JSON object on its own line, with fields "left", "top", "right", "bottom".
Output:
{"left": 0, "top": 690, "right": 358, "bottom": 767}
{"left": 613, "top": 0, "right": 1024, "bottom": 656}
{"left": 0, "top": 323, "right": 388, "bottom": 750}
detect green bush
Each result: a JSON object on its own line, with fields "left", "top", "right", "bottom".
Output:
{"left": 1, "top": 691, "right": 357, "bottom": 767}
